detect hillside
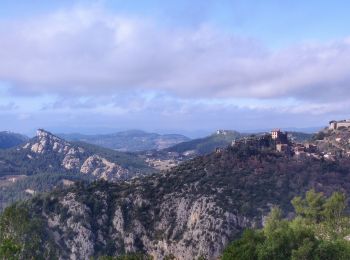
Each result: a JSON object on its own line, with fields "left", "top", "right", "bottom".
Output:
{"left": 58, "top": 130, "right": 190, "bottom": 152}
{"left": 164, "top": 130, "right": 244, "bottom": 155}
{"left": 313, "top": 126, "right": 350, "bottom": 157}
{"left": 287, "top": 131, "right": 314, "bottom": 143}
{"left": 3, "top": 138, "right": 350, "bottom": 259}
{"left": 0, "top": 129, "right": 153, "bottom": 211}
{"left": 0, "top": 131, "right": 28, "bottom": 149}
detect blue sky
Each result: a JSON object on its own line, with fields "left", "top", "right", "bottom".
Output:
{"left": 0, "top": 0, "right": 350, "bottom": 136}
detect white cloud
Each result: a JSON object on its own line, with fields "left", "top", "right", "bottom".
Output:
{"left": 0, "top": 6, "right": 349, "bottom": 102}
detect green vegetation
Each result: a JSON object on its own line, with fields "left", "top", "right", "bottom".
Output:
{"left": 0, "top": 132, "right": 28, "bottom": 149}
{"left": 99, "top": 253, "right": 153, "bottom": 260}
{"left": 0, "top": 203, "right": 57, "bottom": 259}
{"left": 222, "top": 190, "right": 350, "bottom": 260}
{"left": 165, "top": 131, "right": 244, "bottom": 155}
{"left": 0, "top": 173, "right": 92, "bottom": 211}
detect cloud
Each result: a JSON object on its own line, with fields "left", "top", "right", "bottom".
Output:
{"left": 0, "top": 6, "right": 350, "bottom": 105}
{"left": 0, "top": 102, "right": 18, "bottom": 111}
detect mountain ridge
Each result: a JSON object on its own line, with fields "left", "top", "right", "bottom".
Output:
{"left": 3, "top": 134, "right": 350, "bottom": 259}
{"left": 0, "top": 131, "right": 28, "bottom": 149}
{"left": 0, "top": 129, "right": 153, "bottom": 211}
{"left": 58, "top": 130, "right": 190, "bottom": 152}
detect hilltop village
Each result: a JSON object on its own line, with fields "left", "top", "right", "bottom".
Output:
{"left": 227, "top": 129, "right": 319, "bottom": 159}
{"left": 228, "top": 120, "right": 350, "bottom": 161}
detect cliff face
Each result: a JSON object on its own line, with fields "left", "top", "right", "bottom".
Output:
{"left": 7, "top": 144, "right": 350, "bottom": 259}
{"left": 19, "top": 129, "right": 152, "bottom": 181}
{"left": 44, "top": 190, "right": 249, "bottom": 260}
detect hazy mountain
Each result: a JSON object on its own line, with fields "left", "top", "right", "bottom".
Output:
{"left": 164, "top": 130, "right": 245, "bottom": 156}
{"left": 58, "top": 130, "right": 190, "bottom": 152}
{"left": 3, "top": 135, "right": 350, "bottom": 259}
{"left": 0, "top": 131, "right": 28, "bottom": 149}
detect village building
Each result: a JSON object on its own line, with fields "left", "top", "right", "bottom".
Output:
{"left": 271, "top": 129, "right": 289, "bottom": 143}
{"left": 276, "top": 143, "right": 289, "bottom": 153}
{"left": 329, "top": 120, "right": 350, "bottom": 130}
{"left": 305, "top": 143, "right": 317, "bottom": 153}
{"left": 271, "top": 129, "right": 281, "bottom": 140}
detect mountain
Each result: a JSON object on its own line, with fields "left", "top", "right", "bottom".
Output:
{"left": 0, "top": 131, "right": 28, "bottom": 149}
{"left": 139, "top": 130, "right": 246, "bottom": 171}
{"left": 164, "top": 130, "right": 245, "bottom": 156}
{"left": 0, "top": 129, "right": 153, "bottom": 211}
{"left": 3, "top": 135, "right": 350, "bottom": 259}
{"left": 58, "top": 130, "right": 190, "bottom": 152}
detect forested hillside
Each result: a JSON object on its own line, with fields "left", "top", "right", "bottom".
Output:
{"left": 2, "top": 139, "right": 350, "bottom": 259}
{"left": 0, "top": 131, "right": 28, "bottom": 149}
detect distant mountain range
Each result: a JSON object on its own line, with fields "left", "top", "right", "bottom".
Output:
{"left": 58, "top": 130, "right": 190, "bottom": 152}
{"left": 0, "top": 131, "right": 28, "bottom": 149}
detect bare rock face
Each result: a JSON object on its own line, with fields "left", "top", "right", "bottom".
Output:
{"left": 30, "top": 129, "right": 70, "bottom": 154}
{"left": 22, "top": 129, "right": 131, "bottom": 181}
{"left": 57, "top": 192, "right": 95, "bottom": 260}
{"left": 40, "top": 190, "right": 250, "bottom": 260}
{"left": 80, "top": 155, "right": 130, "bottom": 181}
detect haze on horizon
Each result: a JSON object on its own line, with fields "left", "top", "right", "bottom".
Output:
{"left": 0, "top": 0, "right": 349, "bottom": 136}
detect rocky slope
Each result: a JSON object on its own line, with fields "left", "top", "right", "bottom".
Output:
{"left": 0, "top": 129, "right": 153, "bottom": 211}
{"left": 313, "top": 126, "right": 350, "bottom": 157}
{"left": 16, "top": 129, "right": 152, "bottom": 180}
{"left": 59, "top": 130, "right": 190, "bottom": 152}
{"left": 5, "top": 139, "right": 350, "bottom": 259}
{"left": 164, "top": 130, "right": 244, "bottom": 156}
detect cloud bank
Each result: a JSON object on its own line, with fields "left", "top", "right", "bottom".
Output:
{"left": 0, "top": 7, "right": 349, "bottom": 102}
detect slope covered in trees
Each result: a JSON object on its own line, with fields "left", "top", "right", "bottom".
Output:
{"left": 223, "top": 190, "right": 350, "bottom": 260}
{"left": 1, "top": 140, "right": 350, "bottom": 258}
{"left": 0, "top": 131, "right": 28, "bottom": 149}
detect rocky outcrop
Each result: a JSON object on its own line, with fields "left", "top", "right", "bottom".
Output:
{"left": 80, "top": 155, "right": 130, "bottom": 181}
{"left": 35, "top": 189, "right": 250, "bottom": 260}
{"left": 21, "top": 129, "right": 131, "bottom": 181}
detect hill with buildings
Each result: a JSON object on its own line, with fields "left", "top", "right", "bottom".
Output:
{"left": 310, "top": 119, "right": 350, "bottom": 159}
{"left": 2, "top": 131, "right": 350, "bottom": 259}
{"left": 58, "top": 130, "right": 190, "bottom": 152}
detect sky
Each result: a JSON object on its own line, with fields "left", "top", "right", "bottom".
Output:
{"left": 1, "top": 0, "right": 350, "bottom": 137}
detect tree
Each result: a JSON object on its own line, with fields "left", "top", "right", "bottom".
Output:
{"left": 291, "top": 189, "right": 325, "bottom": 223}
{"left": 222, "top": 190, "right": 350, "bottom": 260}
{"left": 0, "top": 239, "right": 21, "bottom": 260}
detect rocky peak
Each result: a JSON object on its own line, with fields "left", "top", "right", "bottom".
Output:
{"left": 25, "top": 129, "right": 70, "bottom": 154}
{"left": 36, "top": 129, "right": 62, "bottom": 142}
{"left": 21, "top": 129, "right": 131, "bottom": 180}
